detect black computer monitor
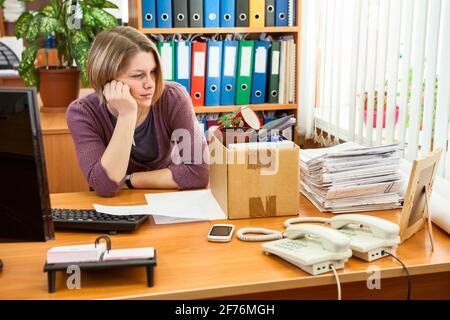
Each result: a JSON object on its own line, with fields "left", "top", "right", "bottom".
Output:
{"left": 0, "top": 87, "right": 54, "bottom": 242}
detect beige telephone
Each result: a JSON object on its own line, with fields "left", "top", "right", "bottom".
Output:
{"left": 262, "top": 224, "right": 352, "bottom": 276}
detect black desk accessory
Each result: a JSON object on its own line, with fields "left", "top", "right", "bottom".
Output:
{"left": 51, "top": 208, "right": 149, "bottom": 234}
{"left": 0, "top": 259, "right": 3, "bottom": 272}
{"left": 43, "top": 236, "right": 157, "bottom": 293}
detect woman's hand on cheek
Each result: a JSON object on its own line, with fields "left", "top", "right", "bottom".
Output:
{"left": 103, "top": 80, "right": 138, "bottom": 117}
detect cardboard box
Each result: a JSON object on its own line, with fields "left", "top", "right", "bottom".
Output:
{"left": 209, "top": 135, "right": 300, "bottom": 219}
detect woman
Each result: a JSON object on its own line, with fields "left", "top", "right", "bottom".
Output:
{"left": 67, "top": 26, "right": 209, "bottom": 197}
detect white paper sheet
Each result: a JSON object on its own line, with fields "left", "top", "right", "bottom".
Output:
{"left": 223, "top": 46, "right": 237, "bottom": 76}
{"left": 177, "top": 42, "right": 190, "bottom": 79}
{"left": 193, "top": 52, "right": 206, "bottom": 76}
{"left": 93, "top": 204, "right": 152, "bottom": 216}
{"left": 102, "top": 248, "right": 155, "bottom": 261}
{"left": 152, "top": 215, "right": 205, "bottom": 225}
{"left": 271, "top": 51, "right": 280, "bottom": 75}
{"left": 240, "top": 47, "right": 252, "bottom": 77}
{"left": 161, "top": 43, "right": 173, "bottom": 80}
{"left": 145, "top": 190, "right": 227, "bottom": 220}
{"left": 254, "top": 47, "right": 267, "bottom": 73}
{"left": 208, "top": 46, "right": 221, "bottom": 78}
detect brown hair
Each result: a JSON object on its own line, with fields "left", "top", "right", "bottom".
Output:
{"left": 87, "top": 26, "right": 164, "bottom": 105}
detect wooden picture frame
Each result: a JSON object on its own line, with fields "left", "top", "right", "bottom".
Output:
{"left": 399, "top": 149, "right": 443, "bottom": 248}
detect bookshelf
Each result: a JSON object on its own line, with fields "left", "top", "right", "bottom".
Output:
{"left": 128, "top": 0, "right": 301, "bottom": 117}
{"left": 140, "top": 26, "right": 299, "bottom": 34}
{"left": 193, "top": 103, "right": 297, "bottom": 114}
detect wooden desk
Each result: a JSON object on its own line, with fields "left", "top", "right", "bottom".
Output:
{"left": 0, "top": 74, "right": 25, "bottom": 87}
{"left": 39, "top": 89, "right": 93, "bottom": 193}
{"left": 0, "top": 191, "right": 449, "bottom": 300}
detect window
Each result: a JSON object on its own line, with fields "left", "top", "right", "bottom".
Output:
{"left": 299, "top": 0, "right": 450, "bottom": 179}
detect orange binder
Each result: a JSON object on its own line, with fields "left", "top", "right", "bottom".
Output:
{"left": 190, "top": 42, "right": 207, "bottom": 106}
{"left": 35, "top": 48, "right": 59, "bottom": 67}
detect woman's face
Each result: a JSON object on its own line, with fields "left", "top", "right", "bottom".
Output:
{"left": 116, "top": 51, "right": 157, "bottom": 109}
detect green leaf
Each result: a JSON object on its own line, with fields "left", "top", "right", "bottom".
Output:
{"left": 91, "top": 7, "right": 118, "bottom": 29}
{"left": 15, "top": 12, "right": 33, "bottom": 39}
{"left": 72, "top": 41, "right": 91, "bottom": 85}
{"left": 82, "top": 7, "right": 96, "bottom": 27}
{"left": 0, "top": 0, "right": 6, "bottom": 6}
{"left": 40, "top": 4, "right": 57, "bottom": 18}
{"left": 86, "top": 0, "right": 105, "bottom": 6}
{"left": 49, "top": 0, "right": 61, "bottom": 17}
{"left": 19, "top": 67, "right": 39, "bottom": 88}
{"left": 24, "top": 14, "right": 44, "bottom": 42}
{"left": 86, "top": 0, "right": 118, "bottom": 8}
{"left": 102, "top": 1, "right": 119, "bottom": 9}
{"left": 71, "top": 29, "right": 90, "bottom": 46}
{"left": 18, "top": 44, "right": 41, "bottom": 88}
{"left": 39, "top": 16, "right": 60, "bottom": 37}
{"left": 85, "top": 26, "right": 96, "bottom": 40}
{"left": 17, "top": 0, "right": 37, "bottom": 3}
{"left": 19, "top": 44, "right": 40, "bottom": 71}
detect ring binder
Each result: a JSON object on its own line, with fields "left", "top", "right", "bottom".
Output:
{"left": 95, "top": 235, "right": 112, "bottom": 252}
{"left": 44, "top": 236, "right": 157, "bottom": 293}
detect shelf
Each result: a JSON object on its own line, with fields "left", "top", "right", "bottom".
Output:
{"left": 193, "top": 104, "right": 297, "bottom": 114}
{"left": 140, "top": 26, "right": 300, "bottom": 35}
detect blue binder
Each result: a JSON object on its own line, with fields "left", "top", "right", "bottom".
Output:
{"left": 204, "top": 0, "right": 220, "bottom": 28}
{"left": 205, "top": 41, "right": 223, "bottom": 106}
{"left": 251, "top": 41, "right": 270, "bottom": 104}
{"left": 156, "top": 0, "right": 173, "bottom": 28}
{"left": 142, "top": 0, "right": 156, "bottom": 28}
{"left": 220, "top": 0, "right": 235, "bottom": 27}
{"left": 275, "top": 0, "right": 288, "bottom": 26}
{"left": 175, "top": 41, "right": 192, "bottom": 94}
{"left": 220, "top": 40, "right": 238, "bottom": 105}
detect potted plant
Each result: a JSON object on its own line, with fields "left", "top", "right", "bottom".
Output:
{"left": 215, "top": 106, "right": 261, "bottom": 146}
{"left": 363, "top": 91, "right": 399, "bottom": 128}
{"left": 14, "top": 0, "right": 118, "bottom": 112}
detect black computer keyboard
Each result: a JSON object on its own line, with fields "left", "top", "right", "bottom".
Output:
{"left": 51, "top": 209, "right": 149, "bottom": 234}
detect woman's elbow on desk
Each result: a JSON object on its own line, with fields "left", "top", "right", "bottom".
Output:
{"left": 94, "top": 187, "right": 120, "bottom": 198}
{"left": 192, "top": 169, "right": 210, "bottom": 189}
{"left": 86, "top": 166, "right": 123, "bottom": 197}
{"left": 174, "top": 165, "right": 210, "bottom": 190}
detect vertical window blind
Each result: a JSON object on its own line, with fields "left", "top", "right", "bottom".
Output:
{"left": 298, "top": 0, "right": 450, "bottom": 180}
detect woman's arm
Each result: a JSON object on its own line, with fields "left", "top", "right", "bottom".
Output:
{"left": 130, "top": 168, "right": 177, "bottom": 189}
{"left": 67, "top": 81, "right": 138, "bottom": 197}
{"left": 164, "top": 84, "right": 210, "bottom": 189}
{"left": 100, "top": 81, "right": 138, "bottom": 184}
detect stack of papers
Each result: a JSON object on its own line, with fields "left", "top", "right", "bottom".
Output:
{"left": 300, "top": 143, "right": 404, "bottom": 213}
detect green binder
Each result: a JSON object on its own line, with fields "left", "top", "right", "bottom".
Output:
{"left": 267, "top": 40, "right": 280, "bottom": 103}
{"left": 235, "top": 40, "right": 255, "bottom": 105}
{"left": 157, "top": 41, "right": 175, "bottom": 81}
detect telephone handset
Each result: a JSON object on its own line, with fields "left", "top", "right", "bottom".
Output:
{"left": 262, "top": 224, "right": 352, "bottom": 276}
{"left": 330, "top": 214, "right": 400, "bottom": 262}
{"left": 330, "top": 214, "right": 400, "bottom": 240}
{"left": 285, "top": 224, "right": 351, "bottom": 253}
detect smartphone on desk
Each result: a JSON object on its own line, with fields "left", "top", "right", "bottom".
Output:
{"left": 207, "top": 224, "right": 235, "bottom": 242}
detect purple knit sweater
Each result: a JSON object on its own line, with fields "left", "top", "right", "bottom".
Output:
{"left": 66, "top": 81, "right": 209, "bottom": 197}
